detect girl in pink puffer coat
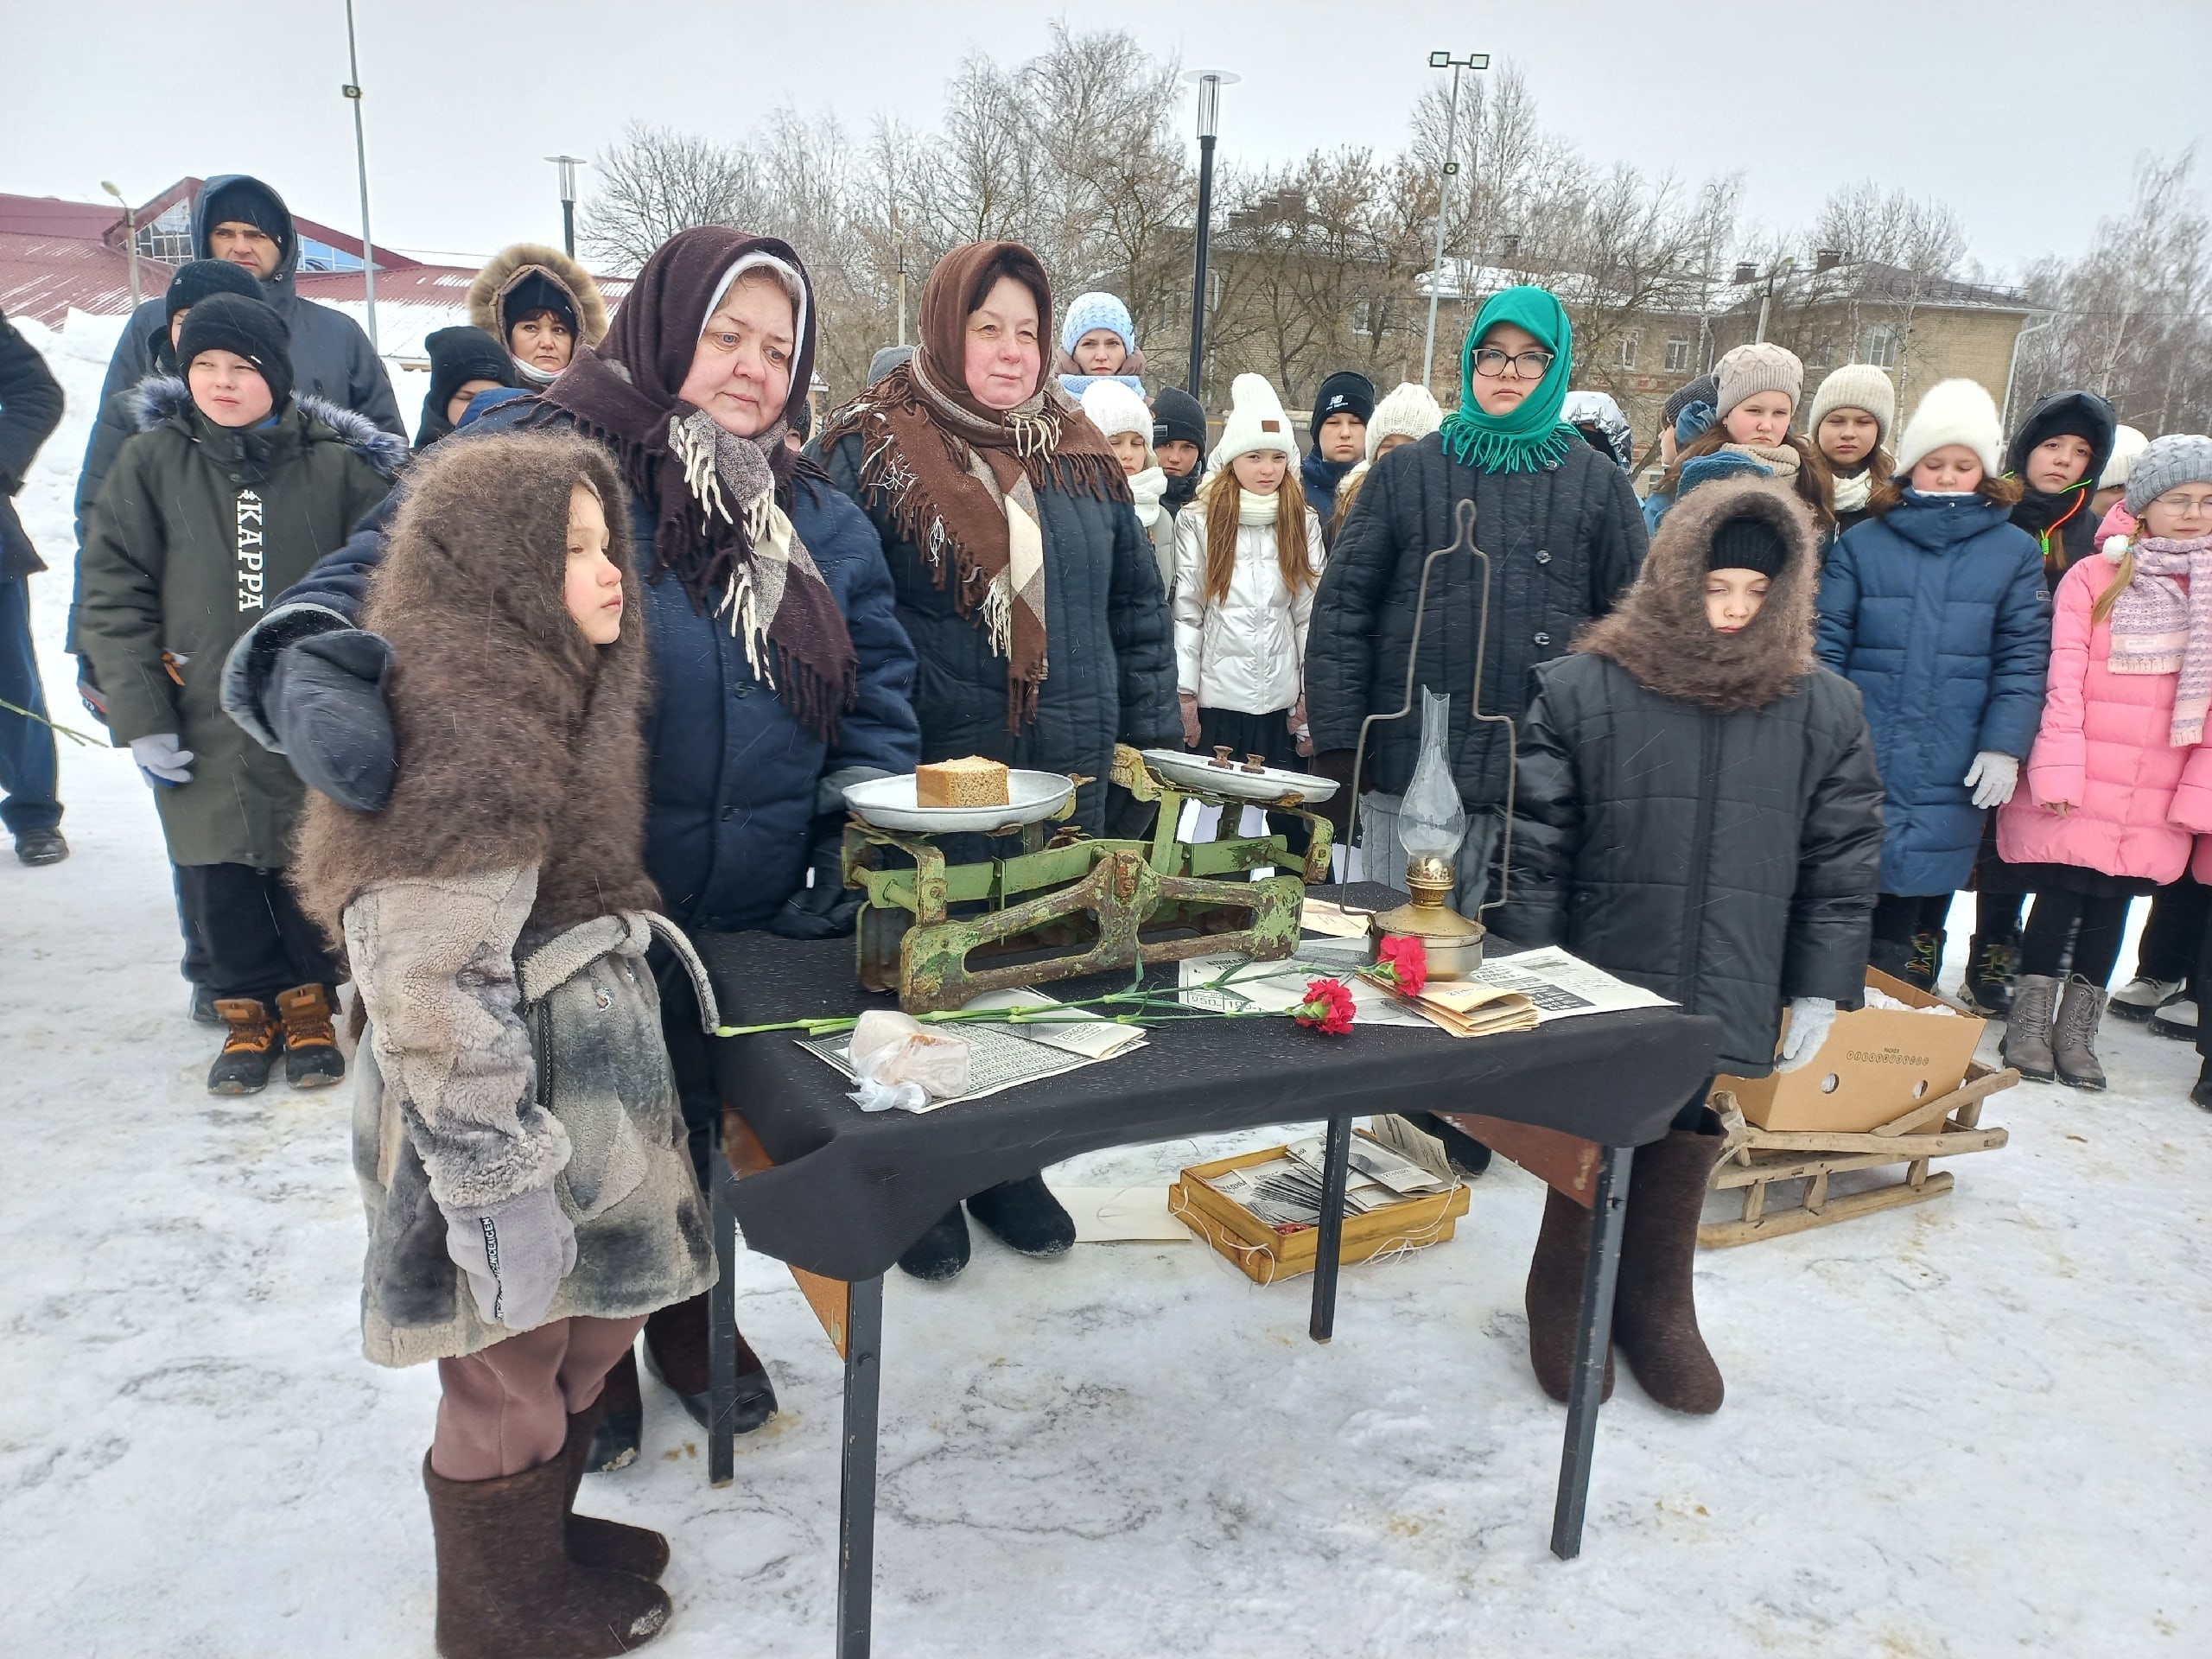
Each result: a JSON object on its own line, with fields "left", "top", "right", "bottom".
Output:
{"left": 1996, "top": 435, "right": 2212, "bottom": 1090}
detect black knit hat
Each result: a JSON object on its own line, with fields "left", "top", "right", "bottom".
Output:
{"left": 1662, "top": 374, "right": 1719, "bottom": 429}
{"left": 1707, "top": 512, "right": 1789, "bottom": 578}
{"left": 176, "top": 293, "right": 292, "bottom": 412}
{"left": 1310, "top": 370, "right": 1375, "bottom": 449}
{"left": 418, "top": 325, "right": 516, "bottom": 448}
{"left": 1152, "top": 385, "right": 1206, "bottom": 451}
{"left": 500, "top": 268, "right": 578, "bottom": 339}
{"left": 164, "top": 257, "right": 262, "bottom": 323}
{"left": 200, "top": 179, "right": 290, "bottom": 261}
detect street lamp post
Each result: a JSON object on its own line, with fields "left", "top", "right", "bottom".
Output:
{"left": 1183, "top": 69, "right": 1239, "bottom": 400}
{"left": 1753, "top": 257, "right": 1796, "bottom": 345}
{"left": 101, "top": 181, "right": 139, "bottom": 311}
{"left": 1421, "top": 49, "right": 1490, "bottom": 389}
{"left": 547, "top": 156, "right": 586, "bottom": 257}
{"left": 340, "top": 0, "right": 378, "bottom": 351}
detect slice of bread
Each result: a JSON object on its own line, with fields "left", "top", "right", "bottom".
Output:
{"left": 916, "top": 755, "right": 1010, "bottom": 809}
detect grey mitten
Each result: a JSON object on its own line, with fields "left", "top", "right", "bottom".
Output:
{"left": 129, "top": 733, "right": 194, "bottom": 787}
{"left": 441, "top": 1183, "right": 576, "bottom": 1331}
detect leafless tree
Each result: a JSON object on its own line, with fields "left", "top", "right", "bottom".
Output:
{"left": 579, "top": 122, "right": 767, "bottom": 272}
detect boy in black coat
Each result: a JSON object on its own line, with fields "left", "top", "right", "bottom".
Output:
{"left": 1495, "top": 477, "right": 1883, "bottom": 1415}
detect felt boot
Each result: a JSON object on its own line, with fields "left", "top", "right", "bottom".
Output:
{"left": 644, "top": 1292, "right": 778, "bottom": 1435}
{"left": 276, "top": 983, "right": 346, "bottom": 1089}
{"left": 2003, "top": 974, "right": 2061, "bottom": 1082}
{"left": 898, "top": 1205, "right": 972, "bottom": 1281}
{"left": 1611, "top": 1117, "right": 1726, "bottom": 1415}
{"left": 1522, "top": 1185, "right": 1613, "bottom": 1405}
{"left": 585, "top": 1348, "right": 643, "bottom": 1472}
{"left": 966, "top": 1174, "right": 1076, "bottom": 1257}
{"left": 563, "top": 1400, "right": 669, "bottom": 1580}
{"left": 1960, "top": 932, "right": 2019, "bottom": 1018}
{"left": 2052, "top": 975, "right": 2109, "bottom": 1092}
{"left": 423, "top": 1452, "right": 669, "bottom": 1659}
{"left": 207, "top": 999, "right": 280, "bottom": 1096}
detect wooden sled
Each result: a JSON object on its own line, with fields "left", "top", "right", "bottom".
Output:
{"left": 1700, "top": 1062, "right": 2015, "bottom": 1247}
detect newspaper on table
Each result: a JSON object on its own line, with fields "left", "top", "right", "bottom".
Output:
{"left": 798, "top": 987, "right": 1145, "bottom": 1112}
{"left": 1452, "top": 945, "right": 1675, "bottom": 1023}
{"left": 1175, "top": 950, "right": 1433, "bottom": 1027}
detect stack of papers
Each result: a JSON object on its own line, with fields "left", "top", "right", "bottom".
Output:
{"left": 1198, "top": 1134, "right": 1458, "bottom": 1231}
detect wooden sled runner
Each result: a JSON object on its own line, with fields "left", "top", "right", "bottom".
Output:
{"left": 1700, "top": 1062, "right": 2015, "bottom": 1247}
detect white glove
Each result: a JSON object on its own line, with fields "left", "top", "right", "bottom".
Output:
{"left": 441, "top": 1184, "right": 576, "bottom": 1332}
{"left": 1964, "top": 751, "right": 2019, "bottom": 810}
{"left": 1776, "top": 996, "right": 1837, "bottom": 1071}
{"left": 129, "top": 733, "right": 195, "bottom": 788}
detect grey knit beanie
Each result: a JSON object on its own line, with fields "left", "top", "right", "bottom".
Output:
{"left": 1714, "top": 342, "right": 1804, "bottom": 422}
{"left": 1806, "top": 364, "right": 1896, "bottom": 448}
{"left": 2124, "top": 434, "right": 2212, "bottom": 516}
{"left": 1662, "top": 374, "right": 1718, "bottom": 429}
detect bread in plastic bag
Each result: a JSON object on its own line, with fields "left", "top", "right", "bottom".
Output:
{"left": 848, "top": 1009, "right": 972, "bottom": 1112}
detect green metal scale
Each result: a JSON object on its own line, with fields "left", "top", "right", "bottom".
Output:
{"left": 842, "top": 746, "right": 1333, "bottom": 1014}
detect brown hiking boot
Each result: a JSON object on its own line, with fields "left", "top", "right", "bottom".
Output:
{"left": 1523, "top": 1185, "right": 1614, "bottom": 1405}
{"left": 1612, "top": 1118, "right": 1728, "bottom": 1414}
{"left": 208, "top": 999, "right": 281, "bottom": 1096}
{"left": 276, "top": 983, "right": 345, "bottom": 1089}
{"left": 423, "top": 1451, "right": 669, "bottom": 1658}
{"left": 563, "top": 1399, "right": 669, "bottom": 1580}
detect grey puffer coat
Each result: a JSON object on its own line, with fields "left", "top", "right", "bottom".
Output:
{"left": 347, "top": 868, "right": 718, "bottom": 1368}
{"left": 1304, "top": 430, "right": 1646, "bottom": 808}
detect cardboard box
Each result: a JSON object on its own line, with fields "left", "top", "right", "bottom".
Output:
{"left": 1714, "top": 969, "right": 1984, "bottom": 1134}
{"left": 1169, "top": 1139, "right": 1471, "bottom": 1285}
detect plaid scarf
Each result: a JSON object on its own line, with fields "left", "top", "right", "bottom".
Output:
{"left": 2108, "top": 532, "right": 2212, "bottom": 746}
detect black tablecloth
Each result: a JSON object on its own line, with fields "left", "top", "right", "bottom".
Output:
{"left": 705, "top": 885, "right": 1720, "bottom": 1280}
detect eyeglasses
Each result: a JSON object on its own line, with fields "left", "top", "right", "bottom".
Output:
{"left": 1471, "top": 346, "right": 1554, "bottom": 381}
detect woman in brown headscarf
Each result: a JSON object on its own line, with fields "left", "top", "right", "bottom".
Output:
{"left": 816, "top": 241, "right": 1181, "bottom": 1277}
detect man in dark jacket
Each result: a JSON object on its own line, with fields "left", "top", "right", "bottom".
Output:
{"left": 1305, "top": 289, "right": 1646, "bottom": 911}
{"left": 73, "top": 175, "right": 404, "bottom": 549}
{"left": 0, "top": 309, "right": 67, "bottom": 864}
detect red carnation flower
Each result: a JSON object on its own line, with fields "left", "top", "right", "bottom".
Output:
{"left": 1292, "top": 977, "right": 1357, "bottom": 1035}
{"left": 1372, "top": 934, "right": 1428, "bottom": 996}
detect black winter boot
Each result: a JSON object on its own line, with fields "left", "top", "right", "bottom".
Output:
{"left": 188, "top": 983, "right": 219, "bottom": 1026}
{"left": 207, "top": 999, "right": 281, "bottom": 1095}
{"left": 967, "top": 1174, "right": 1076, "bottom": 1257}
{"left": 1522, "top": 1185, "right": 1614, "bottom": 1405}
{"left": 1868, "top": 934, "right": 1915, "bottom": 983}
{"left": 644, "top": 1292, "right": 777, "bottom": 1436}
{"left": 1902, "top": 929, "right": 1944, "bottom": 994}
{"left": 1611, "top": 1116, "right": 1727, "bottom": 1414}
{"left": 898, "top": 1205, "right": 973, "bottom": 1281}
{"left": 423, "top": 1452, "right": 669, "bottom": 1658}
{"left": 1409, "top": 1111, "right": 1492, "bottom": 1177}
{"left": 1960, "top": 932, "right": 2018, "bottom": 1018}
{"left": 2192, "top": 1058, "right": 2212, "bottom": 1112}
{"left": 563, "top": 1400, "right": 669, "bottom": 1580}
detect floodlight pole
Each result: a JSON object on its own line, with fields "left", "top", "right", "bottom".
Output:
{"left": 341, "top": 0, "right": 378, "bottom": 350}
{"left": 1421, "top": 50, "right": 1490, "bottom": 388}
{"left": 1183, "top": 70, "right": 1239, "bottom": 400}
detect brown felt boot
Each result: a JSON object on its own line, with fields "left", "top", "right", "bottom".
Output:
{"left": 1611, "top": 1118, "right": 1727, "bottom": 1414}
{"left": 423, "top": 1451, "right": 670, "bottom": 1659}
{"left": 563, "top": 1399, "right": 669, "bottom": 1580}
{"left": 1523, "top": 1185, "right": 1614, "bottom": 1404}
{"left": 276, "top": 983, "right": 346, "bottom": 1089}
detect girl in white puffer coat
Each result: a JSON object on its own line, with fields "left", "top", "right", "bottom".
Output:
{"left": 1172, "top": 372, "right": 1325, "bottom": 772}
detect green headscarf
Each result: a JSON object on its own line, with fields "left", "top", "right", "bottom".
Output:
{"left": 1438, "top": 285, "right": 1580, "bottom": 474}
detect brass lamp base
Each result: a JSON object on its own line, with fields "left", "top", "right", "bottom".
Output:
{"left": 1369, "top": 859, "right": 1485, "bottom": 979}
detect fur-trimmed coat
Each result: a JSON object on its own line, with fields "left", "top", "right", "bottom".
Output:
{"left": 1496, "top": 479, "right": 1884, "bottom": 1076}
{"left": 468, "top": 243, "right": 610, "bottom": 369}
{"left": 75, "top": 378, "right": 401, "bottom": 866}
{"left": 293, "top": 432, "right": 715, "bottom": 1367}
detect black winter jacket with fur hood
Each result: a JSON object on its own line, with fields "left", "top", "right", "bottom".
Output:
{"left": 1494, "top": 479, "right": 1884, "bottom": 1076}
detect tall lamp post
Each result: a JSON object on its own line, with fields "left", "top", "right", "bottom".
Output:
{"left": 1420, "top": 49, "right": 1490, "bottom": 388}
{"left": 547, "top": 155, "right": 586, "bottom": 257}
{"left": 1183, "top": 69, "right": 1239, "bottom": 399}
{"left": 101, "top": 181, "right": 140, "bottom": 311}
{"left": 340, "top": 0, "right": 378, "bottom": 351}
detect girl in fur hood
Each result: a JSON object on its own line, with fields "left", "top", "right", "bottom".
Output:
{"left": 1497, "top": 477, "right": 1883, "bottom": 1416}
{"left": 291, "top": 432, "right": 716, "bottom": 1657}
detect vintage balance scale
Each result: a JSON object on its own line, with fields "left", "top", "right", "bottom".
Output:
{"left": 836, "top": 499, "right": 1514, "bottom": 1014}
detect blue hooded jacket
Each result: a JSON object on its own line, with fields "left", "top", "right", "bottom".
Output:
{"left": 1814, "top": 490, "right": 2050, "bottom": 894}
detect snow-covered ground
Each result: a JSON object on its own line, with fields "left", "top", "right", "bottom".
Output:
{"left": 3, "top": 312, "right": 2208, "bottom": 1656}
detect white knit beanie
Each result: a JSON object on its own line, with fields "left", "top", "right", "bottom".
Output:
{"left": 1078, "top": 379, "right": 1153, "bottom": 446}
{"left": 1892, "top": 378, "right": 2005, "bottom": 480}
{"left": 1807, "top": 364, "right": 1897, "bottom": 448}
{"left": 2100, "top": 423, "right": 2150, "bottom": 490}
{"left": 1363, "top": 382, "right": 1444, "bottom": 461}
{"left": 1211, "top": 372, "right": 1300, "bottom": 470}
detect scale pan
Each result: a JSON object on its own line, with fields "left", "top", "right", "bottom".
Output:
{"left": 842, "top": 770, "right": 1077, "bottom": 834}
{"left": 1138, "top": 749, "right": 1339, "bottom": 804}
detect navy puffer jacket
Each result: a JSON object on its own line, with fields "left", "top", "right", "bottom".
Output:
{"left": 224, "top": 399, "right": 919, "bottom": 932}
{"left": 1814, "top": 491, "right": 2049, "bottom": 895}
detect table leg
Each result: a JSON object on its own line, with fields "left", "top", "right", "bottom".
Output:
{"left": 1308, "top": 1114, "right": 1354, "bottom": 1343}
{"left": 709, "top": 1146, "right": 738, "bottom": 1488}
{"left": 836, "top": 1274, "right": 885, "bottom": 1659}
{"left": 1550, "top": 1143, "right": 1632, "bottom": 1560}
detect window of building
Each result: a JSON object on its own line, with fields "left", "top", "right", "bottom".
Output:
{"left": 1351, "top": 299, "right": 1373, "bottom": 337}
{"left": 297, "top": 237, "right": 365, "bottom": 274}
{"left": 1618, "top": 331, "right": 1639, "bottom": 370}
{"left": 1664, "top": 336, "right": 1691, "bottom": 372}
{"left": 136, "top": 201, "right": 194, "bottom": 263}
{"left": 1862, "top": 325, "right": 1900, "bottom": 369}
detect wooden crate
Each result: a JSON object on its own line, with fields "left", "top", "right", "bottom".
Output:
{"left": 1699, "top": 1062, "right": 2015, "bottom": 1248}
{"left": 1170, "top": 1139, "right": 1471, "bottom": 1285}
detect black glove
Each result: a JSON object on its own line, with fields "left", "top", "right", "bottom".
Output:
{"left": 770, "top": 830, "right": 862, "bottom": 939}
{"left": 267, "top": 629, "right": 397, "bottom": 811}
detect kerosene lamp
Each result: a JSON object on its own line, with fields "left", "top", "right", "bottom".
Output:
{"left": 1368, "top": 690, "right": 1486, "bottom": 977}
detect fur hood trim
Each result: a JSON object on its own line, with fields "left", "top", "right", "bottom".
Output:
{"left": 290, "top": 430, "right": 658, "bottom": 943}
{"left": 126, "top": 374, "right": 407, "bottom": 480}
{"left": 469, "top": 243, "right": 610, "bottom": 349}
{"left": 1576, "top": 477, "right": 1820, "bottom": 712}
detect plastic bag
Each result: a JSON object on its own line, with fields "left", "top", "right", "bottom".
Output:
{"left": 847, "top": 1010, "right": 972, "bottom": 1112}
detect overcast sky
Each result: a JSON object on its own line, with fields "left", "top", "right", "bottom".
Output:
{"left": 7, "top": 0, "right": 2208, "bottom": 275}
